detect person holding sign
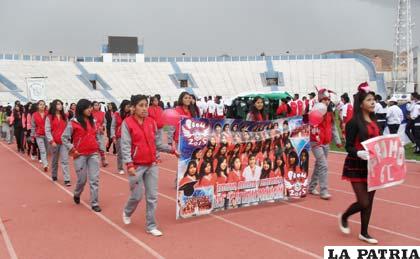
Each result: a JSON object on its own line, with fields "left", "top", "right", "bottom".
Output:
{"left": 339, "top": 83, "right": 380, "bottom": 244}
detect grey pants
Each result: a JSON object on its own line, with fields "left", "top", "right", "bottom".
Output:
{"left": 115, "top": 138, "right": 123, "bottom": 171}
{"left": 308, "top": 143, "right": 329, "bottom": 195}
{"left": 97, "top": 134, "right": 106, "bottom": 153}
{"left": 36, "top": 136, "right": 49, "bottom": 167}
{"left": 51, "top": 144, "right": 70, "bottom": 181}
{"left": 166, "top": 126, "right": 175, "bottom": 145}
{"left": 124, "top": 165, "right": 159, "bottom": 231}
{"left": 74, "top": 154, "right": 100, "bottom": 207}
{"left": 2, "top": 123, "right": 11, "bottom": 143}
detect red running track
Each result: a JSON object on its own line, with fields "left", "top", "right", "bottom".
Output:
{"left": 0, "top": 141, "right": 419, "bottom": 259}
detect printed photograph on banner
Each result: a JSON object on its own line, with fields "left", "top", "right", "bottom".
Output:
{"left": 176, "top": 117, "right": 310, "bottom": 219}
{"left": 361, "top": 134, "right": 407, "bottom": 192}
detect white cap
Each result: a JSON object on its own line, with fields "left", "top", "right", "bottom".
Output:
{"left": 388, "top": 97, "right": 398, "bottom": 103}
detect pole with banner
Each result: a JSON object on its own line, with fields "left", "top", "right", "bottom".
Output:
{"left": 25, "top": 77, "right": 47, "bottom": 102}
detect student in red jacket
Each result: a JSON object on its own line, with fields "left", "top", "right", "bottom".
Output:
{"left": 31, "top": 100, "right": 49, "bottom": 172}
{"left": 92, "top": 101, "right": 108, "bottom": 167}
{"left": 339, "top": 84, "right": 380, "bottom": 244}
{"left": 45, "top": 99, "right": 70, "bottom": 185}
{"left": 308, "top": 88, "right": 342, "bottom": 200}
{"left": 148, "top": 96, "right": 164, "bottom": 161}
{"left": 62, "top": 99, "right": 103, "bottom": 212}
{"left": 111, "top": 100, "right": 131, "bottom": 175}
{"left": 120, "top": 95, "right": 178, "bottom": 237}
{"left": 276, "top": 98, "right": 290, "bottom": 118}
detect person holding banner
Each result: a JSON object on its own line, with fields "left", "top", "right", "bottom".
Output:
{"left": 31, "top": 100, "right": 49, "bottom": 172}
{"left": 120, "top": 95, "right": 178, "bottom": 236}
{"left": 339, "top": 84, "right": 380, "bottom": 244}
{"left": 308, "top": 88, "right": 342, "bottom": 200}
{"left": 111, "top": 100, "right": 131, "bottom": 175}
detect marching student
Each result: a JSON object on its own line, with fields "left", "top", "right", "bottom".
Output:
{"left": 12, "top": 104, "right": 25, "bottom": 153}
{"left": 45, "top": 99, "right": 70, "bottom": 185}
{"left": 408, "top": 93, "right": 420, "bottom": 154}
{"left": 148, "top": 96, "right": 164, "bottom": 161}
{"left": 386, "top": 97, "right": 403, "bottom": 134}
{"left": 339, "top": 84, "right": 380, "bottom": 244}
{"left": 61, "top": 99, "right": 103, "bottom": 212}
{"left": 308, "top": 87, "right": 342, "bottom": 200}
{"left": 215, "top": 96, "right": 225, "bottom": 119}
{"left": 374, "top": 95, "right": 387, "bottom": 135}
{"left": 120, "top": 95, "right": 178, "bottom": 236}
{"left": 111, "top": 100, "right": 131, "bottom": 175}
{"left": 92, "top": 101, "right": 108, "bottom": 167}
{"left": 105, "top": 102, "right": 117, "bottom": 154}
{"left": 405, "top": 92, "right": 419, "bottom": 147}
{"left": 207, "top": 96, "right": 216, "bottom": 118}
{"left": 31, "top": 100, "right": 49, "bottom": 172}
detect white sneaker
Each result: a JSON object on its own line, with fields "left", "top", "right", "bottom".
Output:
{"left": 122, "top": 212, "right": 131, "bottom": 225}
{"left": 338, "top": 213, "right": 350, "bottom": 235}
{"left": 118, "top": 170, "right": 125, "bottom": 175}
{"left": 147, "top": 229, "right": 163, "bottom": 237}
{"left": 309, "top": 189, "right": 320, "bottom": 195}
{"left": 320, "top": 193, "right": 332, "bottom": 200}
{"left": 359, "top": 234, "right": 378, "bottom": 244}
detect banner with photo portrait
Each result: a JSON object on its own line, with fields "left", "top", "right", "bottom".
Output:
{"left": 176, "top": 117, "right": 310, "bottom": 219}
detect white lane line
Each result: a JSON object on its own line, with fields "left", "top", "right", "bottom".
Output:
{"left": 156, "top": 165, "right": 420, "bottom": 242}
{"left": 100, "top": 168, "right": 322, "bottom": 259}
{"left": 0, "top": 215, "right": 18, "bottom": 259}
{"left": 0, "top": 143, "right": 165, "bottom": 259}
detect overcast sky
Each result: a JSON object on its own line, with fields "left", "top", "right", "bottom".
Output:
{"left": 0, "top": 0, "right": 419, "bottom": 57}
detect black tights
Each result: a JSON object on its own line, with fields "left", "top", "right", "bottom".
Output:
{"left": 342, "top": 182, "right": 375, "bottom": 236}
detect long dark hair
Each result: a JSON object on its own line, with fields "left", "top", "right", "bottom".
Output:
{"left": 350, "top": 90, "right": 377, "bottom": 141}
{"left": 273, "top": 154, "right": 285, "bottom": 176}
{"left": 198, "top": 160, "right": 213, "bottom": 180}
{"left": 119, "top": 100, "right": 131, "bottom": 119}
{"left": 177, "top": 91, "right": 197, "bottom": 118}
{"left": 49, "top": 99, "right": 67, "bottom": 121}
{"left": 215, "top": 157, "right": 228, "bottom": 178}
{"left": 24, "top": 102, "right": 32, "bottom": 117}
{"left": 250, "top": 96, "right": 266, "bottom": 120}
{"left": 183, "top": 160, "right": 198, "bottom": 178}
{"left": 260, "top": 158, "right": 272, "bottom": 179}
{"left": 75, "top": 99, "right": 94, "bottom": 130}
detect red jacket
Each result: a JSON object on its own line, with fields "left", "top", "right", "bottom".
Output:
{"left": 296, "top": 100, "right": 304, "bottom": 116}
{"left": 124, "top": 116, "right": 161, "bottom": 167}
{"left": 33, "top": 111, "right": 48, "bottom": 137}
{"left": 113, "top": 112, "right": 123, "bottom": 139}
{"left": 47, "top": 115, "right": 67, "bottom": 144}
{"left": 92, "top": 110, "right": 105, "bottom": 133}
{"left": 288, "top": 102, "right": 297, "bottom": 117}
{"left": 310, "top": 112, "right": 335, "bottom": 145}
{"left": 173, "top": 106, "right": 192, "bottom": 144}
{"left": 71, "top": 119, "right": 99, "bottom": 155}
{"left": 276, "top": 103, "right": 288, "bottom": 117}
{"left": 148, "top": 106, "right": 164, "bottom": 129}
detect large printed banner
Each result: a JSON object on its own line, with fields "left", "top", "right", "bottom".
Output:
{"left": 361, "top": 134, "right": 407, "bottom": 192}
{"left": 176, "top": 117, "right": 310, "bottom": 219}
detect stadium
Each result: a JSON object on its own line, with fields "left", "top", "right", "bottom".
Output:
{"left": 0, "top": 1, "right": 420, "bottom": 259}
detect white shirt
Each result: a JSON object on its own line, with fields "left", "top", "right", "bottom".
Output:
{"left": 215, "top": 102, "right": 224, "bottom": 116}
{"left": 374, "top": 102, "right": 387, "bottom": 114}
{"left": 410, "top": 102, "right": 420, "bottom": 120}
{"left": 308, "top": 99, "right": 316, "bottom": 111}
{"left": 207, "top": 100, "right": 216, "bottom": 114}
{"left": 340, "top": 103, "right": 348, "bottom": 120}
{"left": 386, "top": 105, "right": 404, "bottom": 125}
{"left": 242, "top": 165, "right": 262, "bottom": 182}
{"left": 196, "top": 100, "right": 208, "bottom": 117}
